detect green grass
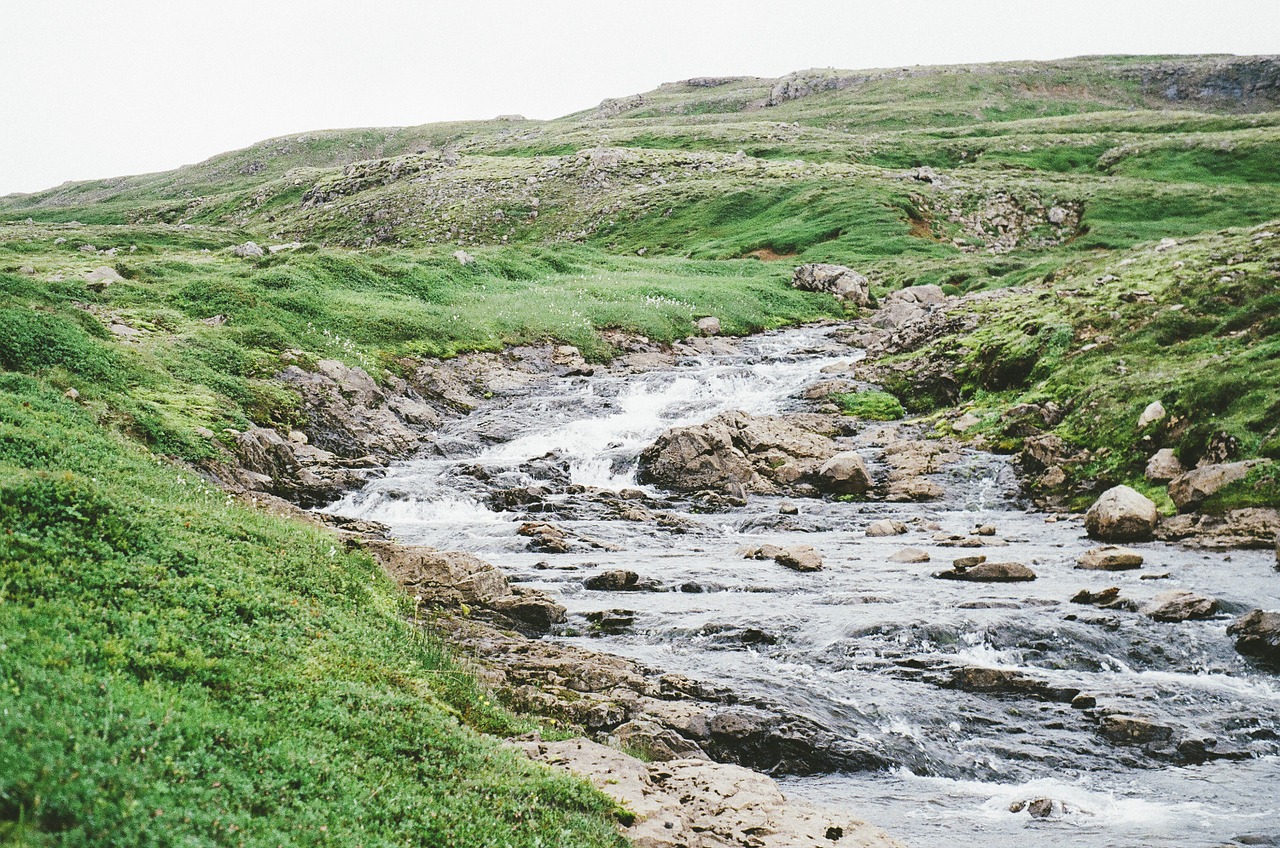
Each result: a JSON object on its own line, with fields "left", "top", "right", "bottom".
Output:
{"left": 831, "top": 390, "right": 905, "bottom": 420}
{"left": 0, "top": 373, "right": 627, "bottom": 847}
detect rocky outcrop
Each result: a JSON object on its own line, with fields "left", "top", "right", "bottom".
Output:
{"left": 362, "top": 541, "right": 566, "bottom": 634}
{"left": 278, "top": 358, "right": 437, "bottom": 459}
{"left": 1085, "top": 485, "right": 1159, "bottom": 542}
{"left": 870, "top": 285, "right": 948, "bottom": 331}
{"left": 790, "top": 263, "right": 871, "bottom": 305}
{"left": 1167, "top": 461, "right": 1260, "bottom": 513}
{"left": 1227, "top": 610, "right": 1280, "bottom": 664}
{"left": 1155, "top": 507, "right": 1280, "bottom": 548}
{"left": 228, "top": 426, "right": 369, "bottom": 506}
{"left": 637, "top": 410, "right": 847, "bottom": 497}
{"left": 519, "top": 738, "right": 904, "bottom": 848}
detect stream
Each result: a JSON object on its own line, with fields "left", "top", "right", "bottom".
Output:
{"left": 324, "top": 327, "right": 1280, "bottom": 848}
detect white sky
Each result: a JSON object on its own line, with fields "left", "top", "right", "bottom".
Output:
{"left": 1, "top": 0, "right": 1277, "bottom": 196}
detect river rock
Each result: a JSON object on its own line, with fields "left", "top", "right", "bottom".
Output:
{"left": 790, "top": 263, "right": 871, "bottom": 305}
{"left": 816, "top": 451, "right": 873, "bottom": 496}
{"left": 1168, "top": 461, "right": 1259, "bottom": 513}
{"left": 519, "top": 738, "right": 904, "bottom": 848}
{"left": 1142, "top": 590, "right": 1219, "bottom": 622}
{"left": 637, "top": 410, "right": 840, "bottom": 496}
{"left": 1227, "top": 610, "right": 1280, "bottom": 663}
{"left": 1145, "top": 448, "right": 1185, "bottom": 483}
{"left": 1085, "top": 485, "right": 1159, "bottom": 542}
{"left": 742, "top": 543, "right": 824, "bottom": 572}
{"left": 934, "top": 558, "right": 1037, "bottom": 582}
{"left": 1077, "top": 545, "right": 1144, "bottom": 570}
{"left": 889, "top": 547, "right": 930, "bottom": 563}
{"left": 609, "top": 718, "right": 705, "bottom": 761}
{"left": 866, "top": 519, "right": 908, "bottom": 537}
{"left": 584, "top": 569, "right": 643, "bottom": 591}
{"left": 1099, "top": 714, "right": 1173, "bottom": 745}
{"left": 1071, "top": 586, "right": 1135, "bottom": 610}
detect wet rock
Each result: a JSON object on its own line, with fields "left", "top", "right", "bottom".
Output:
{"left": 1142, "top": 590, "right": 1219, "bottom": 622}
{"left": 1227, "top": 610, "right": 1280, "bottom": 663}
{"left": 947, "top": 667, "right": 1080, "bottom": 702}
{"left": 1085, "top": 485, "right": 1159, "bottom": 542}
{"left": 790, "top": 263, "right": 871, "bottom": 305}
{"left": 1071, "top": 587, "right": 1135, "bottom": 611}
{"left": 519, "top": 738, "right": 903, "bottom": 848}
{"left": 889, "top": 547, "right": 930, "bottom": 563}
{"left": 1099, "top": 714, "right": 1174, "bottom": 745}
{"left": 1168, "top": 461, "right": 1261, "bottom": 513}
{"left": 1071, "top": 694, "right": 1097, "bottom": 709}
{"left": 815, "top": 451, "right": 873, "bottom": 496}
{"left": 742, "top": 543, "right": 824, "bottom": 572}
{"left": 518, "top": 521, "right": 573, "bottom": 553}
{"left": 1077, "top": 545, "right": 1144, "bottom": 570}
{"left": 583, "top": 569, "right": 644, "bottom": 591}
{"left": 491, "top": 588, "right": 569, "bottom": 632}
{"left": 1145, "top": 448, "right": 1185, "bottom": 483}
{"left": 866, "top": 519, "right": 908, "bottom": 537}
{"left": 778, "top": 501, "right": 799, "bottom": 515}
{"left": 585, "top": 608, "right": 636, "bottom": 633}
{"left": 637, "top": 410, "right": 840, "bottom": 496}
{"left": 1009, "top": 797, "right": 1073, "bottom": 818}
{"left": 934, "top": 557, "right": 1037, "bottom": 582}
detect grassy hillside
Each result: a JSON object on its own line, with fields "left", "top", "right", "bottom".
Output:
{"left": 3, "top": 54, "right": 1280, "bottom": 845}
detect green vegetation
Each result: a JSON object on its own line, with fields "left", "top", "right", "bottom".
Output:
{"left": 3, "top": 53, "right": 1280, "bottom": 844}
{"left": 831, "top": 390, "right": 905, "bottom": 421}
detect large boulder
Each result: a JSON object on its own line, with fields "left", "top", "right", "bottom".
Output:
{"left": 1085, "top": 485, "right": 1159, "bottom": 542}
{"left": 790, "top": 263, "right": 870, "bottom": 305}
{"left": 815, "top": 451, "right": 872, "bottom": 496}
{"left": 1142, "top": 590, "right": 1218, "bottom": 622}
{"left": 637, "top": 410, "right": 841, "bottom": 496}
{"left": 1227, "top": 610, "right": 1280, "bottom": 663}
{"left": 1167, "top": 461, "right": 1259, "bottom": 513}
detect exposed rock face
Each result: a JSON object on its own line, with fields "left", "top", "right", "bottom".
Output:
{"left": 637, "top": 410, "right": 844, "bottom": 496}
{"left": 519, "top": 738, "right": 904, "bottom": 848}
{"left": 1227, "top": 610, "right": 1280, "bottom": 663}
{"left": 1077, "top": 546, "right": 1144, "bottom": 570}
{"left": 1142, "top": 590, "right": 1219, "bottom": 623}
{"left": 1085, "top": 485, "right": 1159, "bottom": 542}
{"left": 229, "top": 426, "right": 366, "bottom": 506}
{"left": 1145, "top": 448, "right": 1185, "bottom": 484}
{"left": 1168, "top": 461, "right": 1259, "bottom": 513}
{"left": 1155, "top": 508, "right": 1280, "bottom": 548}
{"left": 278, "top": 359, "right": 437, "bottom": 459}
{"left": 361, "top": 541, "right": 566, "bottom": 634}
{"left": 790, "top": 263, "right": 871, "bottom": 305}
{"left": 933, "top": 557, "right": 1037, "bottom": 582}
{"left": 870, "top": 285, "right": 948, "bottom": 331}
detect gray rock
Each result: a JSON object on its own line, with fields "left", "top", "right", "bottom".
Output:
{"left": 1137, "top": 400, "right": 1167, "bottom": 429}
{"left": 934, "top": 558, "right": 1037, "bottom": 582}
{"left": 232, "top": 241, "right": 264, "bottom": 258}
{"left": 1228, "top": 609, "right": 1280, "bottom": 663}
{"left": 866, "top": 519, "right": 908, "bottom": 537}
{"left": 1168, "top": 461, "right": 1259, "bottom": 513}
{"left": 790, "top": 263, "right": 870, "bottom": 305}
{"left": 1142, "top": 590, "right": 1218, "bottom": 622}
{"left": 1145, "top": 448, "right": 1184, "bottom": 484}
{"left": 83, "top": 266, "right": 123, "bottom": 291}
{"left": 1085, "top": 485, "right": 1159, "bottom": 542}
{"left": 815, "top": 451, "right": 872, "bottom": 496}
{"left": 889, "top": 547, "right": 930, "bottom": 563}
{"left": 1077, "top": 546, "right": 1144, "bottom": 570}
{"left": 453, "top": 249, "right": 475, "bottom": 265}
{"left": 695, "top": 316, "right": 721, "bottom": 336}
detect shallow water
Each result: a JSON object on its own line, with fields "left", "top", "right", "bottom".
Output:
{"left": 326, "top": 327, "right": 1280, "bottom": 848}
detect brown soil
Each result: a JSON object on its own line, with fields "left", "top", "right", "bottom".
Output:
{"left": 744, "top": 247, "right": 798, "bottom": 261}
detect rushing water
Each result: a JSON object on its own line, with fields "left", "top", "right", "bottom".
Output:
{"left": 325, "top": 327, "right": 1280, "bottom": 848}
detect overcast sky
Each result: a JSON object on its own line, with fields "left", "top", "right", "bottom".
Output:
{"left": 1, "top": 0, "right": 1276, "bottom": 195}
